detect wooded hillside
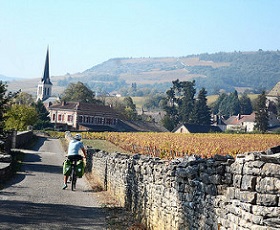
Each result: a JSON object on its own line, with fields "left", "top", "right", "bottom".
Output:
{"left": 6, "top": 50, "right": 280, "bottom": 96}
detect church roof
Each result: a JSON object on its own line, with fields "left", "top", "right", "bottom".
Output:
{"left": 41, "top": 48, "right": 52, "bottom": 85}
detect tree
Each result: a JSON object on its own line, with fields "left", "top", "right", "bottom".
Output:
{"left": 190, "top": 88, "right": 211, "bottom": 125}
{"left": 32, "top": 100, "right": 51, "bottom": 130}
{"left": 227, "top": 90, "right": 241, "bottom": 116}
{"left": 239, "top": 93, "right": 253, "bottom": 115}
{"left": 212, "top": 90, "right": 240, "bottom": 117}
{"left": 4, "top": 104, "right": 38, "bottom": 131}
{"left": 61, "top": 81, "right": 101, "bottom": 104}
{"left": 0, "top": 81, "right": 20, "bottom": 133}
{"left": 163, "top": 80, "right": 196, "bottom": 129}
{"left": 13, "top": 92, "right": 34, "bottom": 105}
{"left": 0, "top": 81, "right": 8, "bottom": 132}
{"left": 211, "top": 93, "right": 227, "bottom": 115}
{"left": 177, "top": 80, "right": 196, "bottom": 123}
{"left": 123, "top": 97, "right": 137, "bottom": 120}
{"left": 161, "top": 115, "right": 176, "bottom": 131}
{"left": 254, "top": 91, "right": 269, "bottom": 133}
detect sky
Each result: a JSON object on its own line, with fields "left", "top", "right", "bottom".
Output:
{"left": 0, "top": 0, "right": 280, "bottom": 79}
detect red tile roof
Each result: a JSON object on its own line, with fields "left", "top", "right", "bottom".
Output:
{"left": 225, "top": 113, "right": 256, "bottom": 125}
{"left": 49, "top": 101, "right": 119, "bottom": 117}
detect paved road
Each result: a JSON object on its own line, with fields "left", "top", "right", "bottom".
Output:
{"left": 0, "top": 136, "right": 107, "bottom": 230}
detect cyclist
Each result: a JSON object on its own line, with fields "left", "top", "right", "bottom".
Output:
{"left": 63, "top": 133, "right": 87, "bottom": 190}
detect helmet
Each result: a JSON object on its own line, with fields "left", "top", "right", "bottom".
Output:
{"left": 74, "top": 134, "right": 82, "bottom": 140}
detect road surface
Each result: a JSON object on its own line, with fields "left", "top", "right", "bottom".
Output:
{"left": 0, "top": 135, "right": 108, "bottom": 230}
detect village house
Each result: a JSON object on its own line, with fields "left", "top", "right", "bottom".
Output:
{"left": 172, "top": 123, "right": 222, "bottom": 133}
{"left": 224, "top": 113, "right": 256, "bottom": 132}
{"left": 224, "top": 112, "right": 280, "bottom": 132}
{"left": 47, "top": 101, "right": 121, "bottom": 131}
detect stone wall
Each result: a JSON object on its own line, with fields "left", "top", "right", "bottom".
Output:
{"left": 0, "top": 131, "right": 34, "bottom": 183}
{"left": 86, "top": 146, "right": 280, "bottom": 230}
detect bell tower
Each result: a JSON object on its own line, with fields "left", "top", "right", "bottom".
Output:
{"left": 37, "top": 48, "right": 52, "bottom": 101}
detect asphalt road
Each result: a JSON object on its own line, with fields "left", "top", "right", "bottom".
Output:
{"left": 0, "top": 135, "right": 107, "bottom": 230}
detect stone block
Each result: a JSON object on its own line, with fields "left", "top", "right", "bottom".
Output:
{"left": 225, "top": 187, "right": 236, "bottom": 199}
{"left": 252, "top": 206, "right": 280, "bottom": 218}
{"left": 200, "top": 172, "right": 210, "bottom": 184}
{"left": 239, "top": 202, "right": 252, "bottom": 213}
{"left": 241, "top": 209, "right": 263, "bottom": 225}
{"left": 265, "top": 145, "right": 280, "bottom": 154}
{"left": 256, "top": 193, "right": 278, "bottom": 206}
{"left": 176, "top": 166, "right": 197, "bottom": 179}
{"left": 256, "top": 177, "right": 280, "bottom": 194}
{"left": 244, "top": 151, "right": 263, "bottom": 162}
{"left": 230, "top": 161, "right": 244, "bottom": 174}
{"left": 205, "top": 184, "right": 217, "bottom": 196}
{"left": 263, "top": 217, "right": 280, "bottom": 228}
{"left": 243, "top": 162, "right": 262, "bottom": 175}
{"left": 233, "top": 175, "right": 242, "bottom": 188}
{"left": 261, "top": 163, "right": 280, "bottom": 178}
{"left": 222, "top": 173, "right": 233, "bottom": 185}
{"left": 261, "top": 152, "right": 280, "bottom": 164}
{"left": 241, "top": 175, "right": 257, "bottom": 191}
{"left": 209, "top": 174, "right": 222, "bottom": 184}
{"left": 239, "top": 191, "right": 256, "bottom": 204}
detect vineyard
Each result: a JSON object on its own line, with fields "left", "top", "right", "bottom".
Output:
{"left": 105, "top": 132, "right": 280, "bottom": 159}
{"left": 47, "top": 131, "right": 280, "bottom": 159}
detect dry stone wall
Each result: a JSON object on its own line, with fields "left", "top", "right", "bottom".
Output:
{"left": 86, "top": 146, "right": 280, "bottom": 230}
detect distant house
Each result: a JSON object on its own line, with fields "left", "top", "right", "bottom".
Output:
{"left": 47, "top": 101, "right": 121, "bottom": 131}
{"left": 224, "top": 113, "right": 256, "bottom": 132}
{"left": 172, "top": 123, "right": 222, "bottom": 134}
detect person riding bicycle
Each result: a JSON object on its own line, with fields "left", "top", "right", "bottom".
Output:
{"left": 63, "top": 133, "right": 87, "bottom": 190}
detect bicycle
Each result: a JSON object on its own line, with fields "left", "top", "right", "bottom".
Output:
{"left": 69, "top": 158, "right": 78, "bottom": 191}
{"left": 66, "top": 155, "right": 84, "bottom": 191}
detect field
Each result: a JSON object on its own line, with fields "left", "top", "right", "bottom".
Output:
{"left": 78, "top": 132, "right": 279, "bottom": 159}
{"left": 48, "top": 131, "right": 280, "bottom": 159}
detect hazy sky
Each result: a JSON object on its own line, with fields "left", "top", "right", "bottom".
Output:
{"left": 0, "top": 0, "right": 280, "bottom": 79}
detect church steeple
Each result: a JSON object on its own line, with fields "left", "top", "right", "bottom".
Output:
{"left": 37, "top": 47, "right": 52, "bottom": 101}
{"left": 41, "top": 47, "right": 52, "bottom": 85}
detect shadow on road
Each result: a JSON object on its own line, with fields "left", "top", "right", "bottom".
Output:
{"left": 0, "top": 200, "right": 106, "bottom": 229}
{"left": 30, "top": 136, "right": 48, "bottom": 151}
{"left": 23, "top": 162, "right": 62, "bottom": 174}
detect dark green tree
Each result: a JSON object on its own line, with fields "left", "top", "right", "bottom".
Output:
{"left": 123, "top": 96, "right": 137, "bottom": 120}
{"left": 228, "top": 90, "right": 241, "bottom": 116}
{"left": 211, "top": 93, "right": 227, "bottom": 115}
{"left": 213, "top": 90, "right": 240, "bottom": 117}
{"left": 61, "top": 81, "right": 101, "bottom": 104}
{"left": 254, "top": 91, "right": 269, "bottom": 133}
{"left": 164, "top": 87, "right": 179, "bottom": 126}
{"left": 32, "top": 100, "right": 51, "bottom": 130}
{"left": 239, "top": 93, "right": 253, "bottom": 115}
{"left": 161, "top": 115, "right": 176, "bottom": 131}
{"left": 177, "top": 81, "right": 196, "bottom": 123}
{"left": 190, "top": 88, "right": 211, "bottom": 125}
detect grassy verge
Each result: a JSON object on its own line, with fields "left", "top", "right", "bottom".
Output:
{"left": 82, "top": 139, "right": 130, "bottom": 154}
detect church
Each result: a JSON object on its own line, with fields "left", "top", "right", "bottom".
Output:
{"left": 36, "top": 48, "right": 53, "bottom": 102}
{"left": 36, "top": 49, "right": 123, "bottom": 131}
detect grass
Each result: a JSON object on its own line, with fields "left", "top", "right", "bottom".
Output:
{"left": 82, "top": 139, "right": 130, "bottom": 154}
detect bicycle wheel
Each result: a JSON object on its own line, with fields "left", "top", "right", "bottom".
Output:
{"left": 71, "top": 165, "right": 76, "bottom": 191}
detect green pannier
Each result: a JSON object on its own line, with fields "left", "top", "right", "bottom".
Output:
{"left": 63, "top": 159, "right": 71, "bottom": 176}
{"left": 76, "top": 160, "right": 85, "bottom": 178}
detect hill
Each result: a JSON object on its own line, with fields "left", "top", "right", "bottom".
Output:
{"left": 269, "top": 81, "right": 280, "bottom": 96}
{"left": 6, "top": 50, "right": 280, "bottom": 96}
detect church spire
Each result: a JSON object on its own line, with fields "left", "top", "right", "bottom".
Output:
{"left": 36, "top": 47, "right": 53, "bottom": 101}
{"left": 41, "top": 47, "right": 52, "bottom": 85}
